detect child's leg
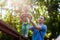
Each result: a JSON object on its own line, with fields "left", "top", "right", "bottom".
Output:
{"left": 25, "top": 28, "right": 29, "bottom": 37}
{"left": 25, "top": 24, "right": 30, "bottom": 37}
{"left": 22, "top": 24, "right": 25, "bottom": 35}
{"left": 22, "top": 23, "right": 30, "bottom": 37}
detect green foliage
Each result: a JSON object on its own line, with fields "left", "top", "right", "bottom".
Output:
{"left": 0, "top": 0, "right": 60, "bottom": 40}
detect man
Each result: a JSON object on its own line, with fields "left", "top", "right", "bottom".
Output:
{"left": 30, "top": 16, "right": 47, "bottom": 40}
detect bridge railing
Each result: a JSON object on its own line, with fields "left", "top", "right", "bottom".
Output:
{"left": 0, "top": 20, "right": 29, "bottom": 40}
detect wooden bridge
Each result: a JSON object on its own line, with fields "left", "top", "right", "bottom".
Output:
{"left": 0, "top": 20, "right": 29, "bottom": 40}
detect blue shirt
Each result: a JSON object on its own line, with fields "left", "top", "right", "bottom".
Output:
{"left": 31, "top": 24, "right": 47, "bottom": 40}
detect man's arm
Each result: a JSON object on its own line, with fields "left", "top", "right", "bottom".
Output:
{"left": 30, "top": 20, "right": 42, "bottom": 30}
{"left": 29, "top": 27, "right": 34, "bottom": 31}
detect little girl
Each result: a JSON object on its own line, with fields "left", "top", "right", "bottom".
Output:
{"left": 20, "top": 13, "right": 32, "bottom": 37}
{"left": 20, "top": 5, "right": 32, "bottom": 37}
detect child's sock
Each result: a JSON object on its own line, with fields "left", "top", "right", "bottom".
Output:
{"left": 25, "top": 34, "right": 28, "bottom": 37}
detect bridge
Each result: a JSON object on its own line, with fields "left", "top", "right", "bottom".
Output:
{"left": 0, "top": 20, "right": 29, "bottom": 40}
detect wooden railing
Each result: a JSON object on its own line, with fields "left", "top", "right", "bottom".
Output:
{"left": 0, "top": 20, "right": 29, "bottom": 40}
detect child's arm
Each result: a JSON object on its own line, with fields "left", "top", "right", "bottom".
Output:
{"left": 27, "top": 17, "right": 30, "bottom": 23}
{"left": 30, "top": 20, "right": 42, "bottom": 30}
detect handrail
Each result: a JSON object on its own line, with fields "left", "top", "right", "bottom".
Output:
{"left": 0, "top": 20, "right": 29, "bottom": 40}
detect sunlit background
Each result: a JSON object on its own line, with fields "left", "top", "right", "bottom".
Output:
{"left": 0, "top": 0, "right": 60, "bottom": 40}
{"left": 0, "top": 0, "right": 33, "bottom": 19}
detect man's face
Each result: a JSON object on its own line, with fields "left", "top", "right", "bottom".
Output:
{"left": 38, "top": 16, "right": 45, "bottom": 24}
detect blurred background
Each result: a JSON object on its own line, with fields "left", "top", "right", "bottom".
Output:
{"left": 0, "top": 0, "right": 60, "bottom": 40}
